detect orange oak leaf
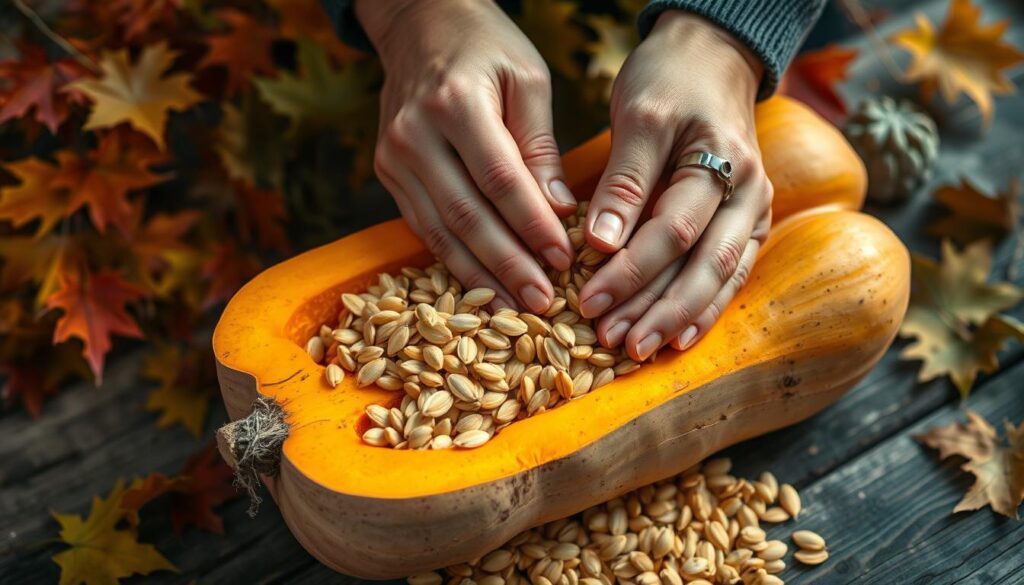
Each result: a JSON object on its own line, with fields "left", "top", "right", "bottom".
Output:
{"left": 233, "top": 181, "right": 289, "bottom": 253}
{"left": 46, "top": 269, "right": 149, "bottom": 384}
{"left": 52, "top": 130, "right": 170, "bottom": 235}
{"left": 917, "top": 410, "right": 1024, "bottom": 518}
{"left": 121, "top": 472, "right": 191, "bottom": 530}
{"left": 0, "top": 44, "right": 86, "bottom": 133}
{"left": 201, "top": 243, "right": 259, "bottom": 309}
{"left": 69, "top": 43, "right": 203, "bottom": 150}
{"left": 171, "top": 442, "right": 237, "bottom": 534}
{"left": 142, "top": 344, "right": 212, "bottom": 437}
{"left": 51, "top": 479, "right": 178, "bottom": 585}
{"left": 928, "top": 178, "right": 1017, "bottom": 245}
{"left": 0, "top": 157, "right": 71, "bottom": 237}
{"left": 890, "top": 0, "right": 1024, "bottom": 126}
{"left": 780, "top": 44, "right": 858, "bottom": 124}
{"left": 198, "top": 9, "right": 276, "bottom": 95}
{"left": 266, "top": 0, "right": 362, "bottom": 64}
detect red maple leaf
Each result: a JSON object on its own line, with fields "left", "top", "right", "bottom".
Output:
{"left": 120, "top": 472, "right": 192, "bottom": 530}
{"left": 198, "top": 9, "right": 277, "bottom": 95}
{"left": 233, "top": 181, "right": 289, "bottom": 253}
{"left": 1, "top": 365, "right": 58, "bottom": 418}
{"left": 0, "top": 44, "right": 87, "bottom": 133}
{"left": 46, "top": 268, "right": 149, "bottom": 384}
{"left": 52, "top": 130, "right": 169, "bottom": 235}
{"left": 779, "top": 44, "right": 859, "bottom": 124}
{"left": 113, "top": 0, "right": 184, "bottom": 43}
{"left": 201, "top": 243, "right": 259, "bottom": 309}
{"left": 171, "top": 442, "right": 236, "bottom": 534}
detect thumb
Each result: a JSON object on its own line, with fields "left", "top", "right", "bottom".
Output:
{"left": 505, "top": 73, "right": 577, "bottom": 217}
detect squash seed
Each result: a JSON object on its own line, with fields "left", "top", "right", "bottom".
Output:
{"left": 794, "top": 548, "right": 829, "bottom": 565}
{"left": 792, "top": 529, "right": 826, "bottom": 551}
{"left": 779, "top": 483, "right": 801, "bottom": 518}
{"left": 453, "top": 429, "right": 489, "bottom": 448}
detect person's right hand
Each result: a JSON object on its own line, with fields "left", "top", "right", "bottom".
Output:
{"left": 356, "top": 0, "right": 577, "bottom": 313}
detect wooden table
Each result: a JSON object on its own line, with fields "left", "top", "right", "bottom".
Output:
{"left": 2, "top": 0, "right": 1023, "bottom": 583}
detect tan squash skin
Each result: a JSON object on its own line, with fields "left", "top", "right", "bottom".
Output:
{"left": 213, "top": 97, "right": 908, "bottom": 578}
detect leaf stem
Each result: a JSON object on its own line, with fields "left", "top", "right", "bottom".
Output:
{"left": 12, "top": 0, "right": 99, "bottom": 73}
{"left": 837, "top": 0, "right": 907, "bottom": 84}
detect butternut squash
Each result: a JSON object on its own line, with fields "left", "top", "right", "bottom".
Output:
{"left": 213, "top": 96, "right": 908, "bottom": 578}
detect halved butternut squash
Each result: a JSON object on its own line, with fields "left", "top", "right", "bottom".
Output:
{"left": 213, "top": 96, "right": 907, "bottom": 578}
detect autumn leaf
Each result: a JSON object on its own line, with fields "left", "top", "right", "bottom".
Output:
{"left": 899, "top": 239, "right": 1024, "bottom": 396}
{"left": 1, "top": 340, "right": 90, "bottom": 417}
{"left": 215, "top": 96, "right": 287, "bottom": 190}
{"left": 890, "top": 0, "right": 1024, "bottom": 126}
{"left": 123, "top": 203, "right": 201, "bottom": 296}
{"left": 52, "top": 130, "right": 170, "bottom": 235}
{"left": 143, "top": 344, "right": 213, "bottom": 437}
{"left": 0, "top": 157, "right": 71, "bottom": 237}
{"left": 200, "top": 243, "right": 260, "bottom": 309}
{"left": 171, "top": 442, "right": 237, "bottom": 534}
{"left": 928, "top": 178, "right": 1017, "bottom": 245}
{"left": 254, "top": 40, "right": 380, "bottom": 135}
{"left": 0, "top": 44, "right": 86, "bottom": 133}
{"left": 517, "top": 0, "right": 587, "bottom": 80}
{"left": 198, "top": 9, "right": 276, "bottom": 95}
{"left": 233, "top": 181, "right": 289, "bottom": 253}
{"left": 114, "top": 0, "right": 185, "bottom": 43}
{"left": 917, "top": 410, "right": 1024, "bottom": 518}
{"left": 0, "top": 234, "right": 62, "bottom": 291}
{"left": 779, "top": 45, "right": 858, "bottom": 124}
{"left": 120, "top": 472, "right": 191, "bottom": 530}
{"left": 69, "top": 43, "right": 203, "bottom": 149}
{"left": 265, "top": 0, "right": 363, "bottom": 64}
{"left": 51, "top": 478, "right": 178, "bottom": 585}
{"left": 46, "top": 269, "right": 149, "bottom": 384}
{"left": 585, "top": 15, "right": 636, "bottom": 100}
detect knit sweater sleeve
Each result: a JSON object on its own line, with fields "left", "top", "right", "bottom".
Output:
{"left": 637, "top": 0, "right": 827, "bottom": 100}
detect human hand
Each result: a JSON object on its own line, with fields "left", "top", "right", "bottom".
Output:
{"left": 579, "top": 10, "right": 774, "bottom": 361}
{"left": 357, "top": 0, "right": 577, "bottom": 313}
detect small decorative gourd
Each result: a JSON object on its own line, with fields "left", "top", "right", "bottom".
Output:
{"left": 844, "top": 96, "right": 939, "bottom": 205}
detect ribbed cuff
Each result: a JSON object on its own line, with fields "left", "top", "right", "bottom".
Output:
{"left": 320, "top": 0, "right": 376, "bottom": 54}
{"left": 637, "top": 0, "right": 826, "bottom": 100}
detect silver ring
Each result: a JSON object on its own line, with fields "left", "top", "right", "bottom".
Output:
{"left": 675, "top": 151, "right": 734, "bottom": 201}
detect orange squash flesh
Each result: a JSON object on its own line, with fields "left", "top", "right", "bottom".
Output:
{"left": 213, "top": 96, "right": 908, "bottom": 578}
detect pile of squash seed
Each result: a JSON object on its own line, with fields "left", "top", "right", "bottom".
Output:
{"left": 410, "top": 457, "right": 828, "bottom": 585}
{"left": 305, "top": 202, "right": 648, "bottom": 449}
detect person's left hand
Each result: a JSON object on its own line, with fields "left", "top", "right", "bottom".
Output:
{"left": 578, "top": 10, "right": 774, "bottom": 362}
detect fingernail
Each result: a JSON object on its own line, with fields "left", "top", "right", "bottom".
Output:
{"left": 605, "top": 320, "right": 631, "bottom": 347}
{"left": 519, "top": 284, "right": 551, "bottom": 314}
{"left": 592, "top": 211, "right": 623, "bottom": 246}
{"left": 636, "top": 332, "right": 662, "bottom": 361}
{"left": 541, "top": 246, "right": 572, "bottom": 271}
{"left": 677, "top": 325, "right": 698, "bottom": 350}
{"left": 580, "top": 292, "right": 613, "bottom": 318}
{"left": 548, "top": 179, "right": 577, "bottom": 207}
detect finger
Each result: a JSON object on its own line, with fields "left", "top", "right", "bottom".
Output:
{"left": 669, "top": 237, "right": 760, "bottom": 351}
{"left": 386, "top": 163, "right": 519, "bottom": 309}
{"left": 623, "top": 189, "right": 763, "bottom": 361}
{"left": 406, "top": 133, "right": 557, "bottom": 314}
{"left": 595, "top": 256, "right": 685, "bottom": 349}
{"left": 585, "top": 106, "right": 673, "bottom": 252}
{"left": 504, "top": 73, "right": 578, "bottom": 217}
{"left": 578, "top": 172, "right": 722, "bottom": 319}
{"left": 441, "top": 97, "right": 574, "bottom": 272}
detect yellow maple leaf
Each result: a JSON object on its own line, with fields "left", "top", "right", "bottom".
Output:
{"left": 516, "top": 0, "right": 587, "bottom": 80}
{"left": 917, "top": 410, "right": 1024, "bottom": 518}
{"left": 51, "top": 479, "right": 178, "bottom": 585}
{"left": 890, "top": 0, "right": 1024, "bottom": 126}
{"left": 69, "top": 43, "right": 202, "bottom": 150}
{"left": 0, "top": 158, "right": 70, "bottom": 237}
{"left": 143, "top": 344, "right": 211, "bottom": 437}
{"left": 585, "top": 14, "right": 637, "bottom": 100}
{"left": 899, "top": 239, "right": 1024, "bottom": 396}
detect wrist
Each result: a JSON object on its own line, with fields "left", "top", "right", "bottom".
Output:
{"left": 355, "top": 0, "right": 488, "bottom": 58}
{"left": 649, "top": 10, "right": 764, "bottom": 98}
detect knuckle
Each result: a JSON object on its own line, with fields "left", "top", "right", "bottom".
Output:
{"left": 602, "top": 170, "right": 647, "bottom": 208}
{"left": 665, "top": 213, "right": 701, "bottom": 253}
{"left": 635, "top": 287, "right": 661, "bottom": 310}
{"left": 616, "top": 254, "right": 647, "bottom": 292}
{"left": 441, "top": 196, "right": 481, "bottom": 238}
{"left": 383, "top": 116, "right": 415, "bottom": 153}
{"left": 731, "top": 252, "right": 753, "bottom": 287}
{"left": 709, "top": 235, "right": 746, "bottom": 282}
{"left": 621, "top": 101, "right": 669, "bottom": 130}
{"left": 423, "top": 223, "right": 454, "bottom": 259}
{"left": 477, "top": 159, "right": 521, "bottom": 202}
{"left": 519, "top": 132, "right": 561, "bottom": 167}
{"left": 658, "top": 298, "right": 694, "bottom": 328}
{"left": 515, "top": 212, "right": 550, "bottom": 244}
{"left": 490, "top": 253, "right": 523, "bottom": 283}
{"left": 518, "top": 65, "right": 552, "bottom": 90}
{"left": 705, "top": 299, "right": 724, "bottom": 324}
